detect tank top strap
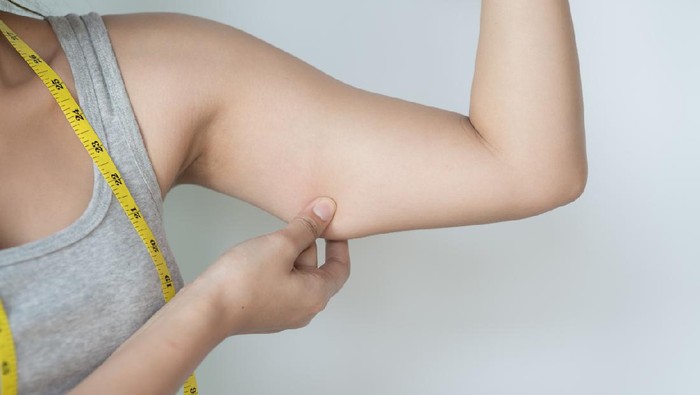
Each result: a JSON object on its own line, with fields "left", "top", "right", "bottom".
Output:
{"left": 46, "top": 12, "right": 165, "bottom": 219}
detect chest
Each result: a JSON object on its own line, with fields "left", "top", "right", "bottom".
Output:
{"left": 0, "top": 85, "right": 93, "bottom": 251}
{"left": 0, "top": 210, "right": 184, "bottom": 393}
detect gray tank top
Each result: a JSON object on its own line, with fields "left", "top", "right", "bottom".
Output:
{"left": 0, "top": 13, "right": 185, "bottom": 394}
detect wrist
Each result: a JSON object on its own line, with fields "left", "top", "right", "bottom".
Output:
{"left": 186, "top": 266, "right": 246, "bottom": 340}
{"left": 178, "top": 276, "right": 229, "bottom": 343}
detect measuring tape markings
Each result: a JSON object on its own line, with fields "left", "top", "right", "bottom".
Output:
{"left": 0, "top": 19, "right": 197, "bottom": 394}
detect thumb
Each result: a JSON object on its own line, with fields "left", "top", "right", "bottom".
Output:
{"left": 280, "top": 197, "right": 337, "bottom": 258}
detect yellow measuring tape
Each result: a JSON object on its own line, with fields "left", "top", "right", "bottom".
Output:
{"left": 0, "top": 299, "right": 17, "bottom": 395}
{"left": 0, "top": 20, "right": 198, "bottom": 394}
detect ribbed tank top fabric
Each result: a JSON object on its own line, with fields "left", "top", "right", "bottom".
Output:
{"left": 0, "top": 13, "right": 185, "bottom": 394}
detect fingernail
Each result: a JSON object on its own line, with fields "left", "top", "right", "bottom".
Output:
{"left": 313, "top": 198, "right": 335, "bottom": 221}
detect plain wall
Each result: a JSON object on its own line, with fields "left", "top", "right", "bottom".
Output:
{"left": 16, "top": 0, "right": 700, "bottom": 393}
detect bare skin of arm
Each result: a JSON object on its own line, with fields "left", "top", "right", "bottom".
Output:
{"left": 68, "top": 0, "right": 585, "bottom": 391}
{"left": 0, "top": 1, "right": 585, "bottom": 392}
{"left": 1, "top": 0, "right": 587, "bottom": 391}
{"left": 103, "top": 0, "right": 586, "bottom": 242}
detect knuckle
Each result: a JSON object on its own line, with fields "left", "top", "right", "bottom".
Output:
{"left": 294, "top": 215, "right": 319, "bottom": 238}
{"left": 293, "top": 316, "right": 312, "bottom": 329}
{"left": 289, "top": 316, "right": 313, "bottom": 329}
{"left": 309, "top": 298, "right": 328, "bottom": 316}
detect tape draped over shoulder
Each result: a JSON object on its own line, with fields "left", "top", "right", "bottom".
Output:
{"left": 0, "top": 13, "right": 185, "bottom": 395}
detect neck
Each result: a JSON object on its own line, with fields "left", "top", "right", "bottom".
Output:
{"left": 0, "top": 12, "right": 19, "bottom": 86}
{"left": 0, "top": 12, "right": 56, "bottom": 88}
{"left": 0, "top": 10, "right": 15, "bottom": 21}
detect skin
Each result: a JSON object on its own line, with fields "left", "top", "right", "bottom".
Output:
{"left": 71, "top": 197, "right": 351, "bottom": 394}
{"left": 0, "top": 0, "right": 587, "bottom": 392}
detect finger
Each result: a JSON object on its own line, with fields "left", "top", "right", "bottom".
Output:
{"left": 294, "top": 241, "right": 318, "bottom": 270}
{"left": 280, "top": 197, "right": 337, "bottom": 258}
{"left": 318, "top": 239, "right": 351, "bottom": 297}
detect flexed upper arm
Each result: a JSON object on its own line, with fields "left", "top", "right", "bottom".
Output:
{"left": 107, "top": 12, "right": 586, "bottom": 240}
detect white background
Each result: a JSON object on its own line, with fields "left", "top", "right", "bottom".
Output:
{"left": 16, "top": 0, "right": 700, "bottom": 393}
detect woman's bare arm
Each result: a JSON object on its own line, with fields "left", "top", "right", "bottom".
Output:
{"left": 104, "top": 0, "right": 586, "bottom": 240}
{"left": 470, "top": 0, "right": 586, "bottom": 204}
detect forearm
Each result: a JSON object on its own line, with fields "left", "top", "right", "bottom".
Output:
{"left": 68, "top": 195, "right": 346, "bottom": 393}
{"left": 470, "top": 0, "right": 587, "bottom": 192}
{"left": 70, "top": 279, "right": 226, "bottom": 395}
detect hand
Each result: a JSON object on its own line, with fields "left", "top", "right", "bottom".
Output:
{"left": 198, "top": 196, "right": 351, "bottom": 338}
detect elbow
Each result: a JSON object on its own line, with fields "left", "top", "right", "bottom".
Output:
{"left": 512, "top": 155, "right": 588, "bottom": 217}
{"left": 547, "top": 154, "right": 588, "bottom": 207}
{"left": 552, "top": 166, "right": 587, "bottom": 207}
{"left": 559, "top": 147, "right": 589, "bottom": 204}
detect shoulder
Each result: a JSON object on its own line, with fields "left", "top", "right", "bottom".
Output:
{"left": 101, "top": 13, "right": 242, "bottom": 198}
{"left": 101, "top": 12, "right": 341, "bottom": 198}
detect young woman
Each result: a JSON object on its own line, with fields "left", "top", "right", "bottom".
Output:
{"left": 0, "top": 0, "right": 587, "bottom": 393}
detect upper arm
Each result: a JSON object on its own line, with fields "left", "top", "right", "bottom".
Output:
{"left": 107, "top": 13, "right": 584, "bottom": 240}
